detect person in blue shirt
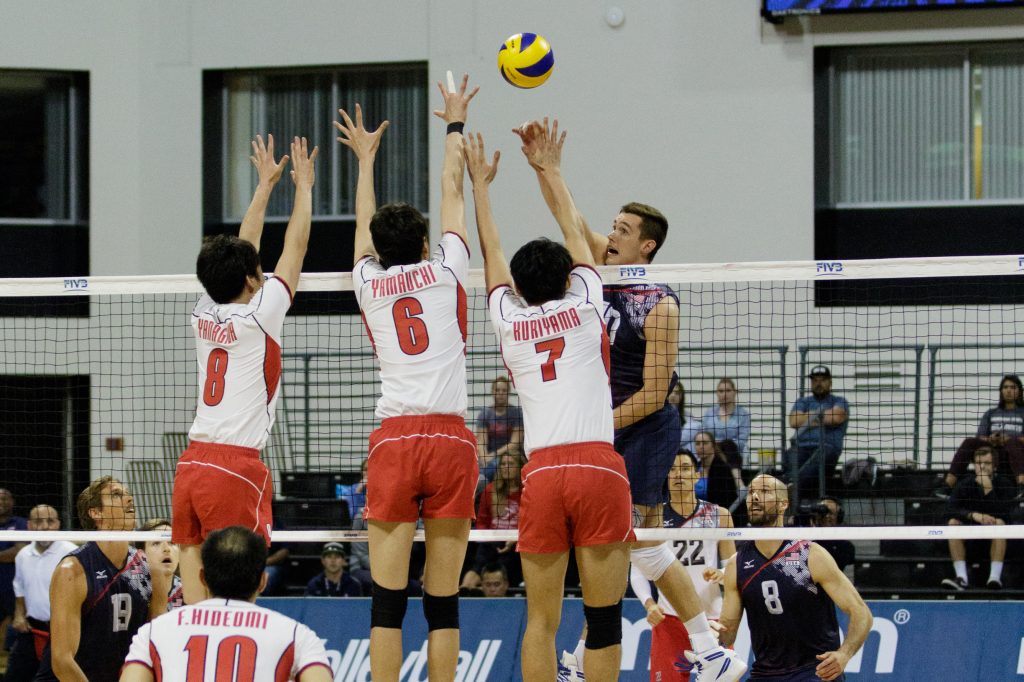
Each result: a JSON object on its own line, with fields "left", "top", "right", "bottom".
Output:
{"left": 787, "top": 366, "right": 849, "bottom": 501}
{"left": 305, "top": 543, "right": 362, "bottom": 597}
{"left": 701, "top": 377, "right": 752, "bottom": 467}
{"left": 474, "top": 376, "right": 523, "bottom": 483}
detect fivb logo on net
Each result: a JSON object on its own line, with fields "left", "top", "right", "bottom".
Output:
{"left": 815, "top": 261, "right": 845, "bottom": 277}
{"left": 327, "top": 638, "right": 501, "bottom": 681}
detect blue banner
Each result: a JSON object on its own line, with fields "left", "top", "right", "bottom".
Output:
{"left": 258, "top": 597, "right": 1024, "bottom": 681}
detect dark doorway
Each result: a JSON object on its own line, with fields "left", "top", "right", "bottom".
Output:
{"left": 0, "top": 376, "right": 89, "bottom": 527}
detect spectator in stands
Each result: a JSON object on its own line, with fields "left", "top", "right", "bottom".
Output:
{"left": 336, "top": 458, "right": 368, "bottom": 522}
{"left": 940, "top": 374, "right": 1024, "bottom": 499}
{"left": 6, "top": 504, "right": 75, "bottom": 682}
{"left": 261, "top": 519, "right": 290, "bottom": 596}
{"left": 135, "top": 519, "right": 183, "bottom": 610}
{"left": 480, "top": 563, "right": 510, "bottom": 597}
{"left": 305, "top": 542, "right": 361, "bottom": 597}
{"left": 693, "top": 431, "right": 745, "bottom": 524}
{"left": 0, "top": 488, "right": 27, "bottom": 643}
{"left": 460, "top": 450, "right": 524, "bottom": 591}
{"left": 475, "top": 376, "right": 523, "bottom": 483}
{"left": 942, "top": 446, "right": 1017, "bottom": 590}
{"left": 668, "top": 382, "right": 702, "bottom": 455}
{"left": 787, "top": 365, "right": 850, "bottom": 500}
{"left": 701, "top": 377, "right": 752, "bottom": 467}
{"left": 807, "top": 496, "right": 855, "bottom": 572}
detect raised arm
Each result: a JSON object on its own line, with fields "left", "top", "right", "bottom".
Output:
{"left": 463, "top": 132, "right": 512, "bottom": 292}
{"left": 514, "top": 119, "right": 606, "bottom": 263}
{"left": 432, "top": 73, "right": 478, "bottom": 246}
{"left": 238, "top": 134, "right": 289, "bottom": 251}
{"left": 809, "top": 543, "right": 872, "bottom": 681}
{"left": 614, "top": 296, "right": 679, "bottom": 429}
{"left": 271, "top": 137, "right": 318, "bottom": 295}
{"left": 335, "top": 104, "right": 390, "bottom": 265}
{"left": 49, "top": 557, "right": 89, "bottom": 682}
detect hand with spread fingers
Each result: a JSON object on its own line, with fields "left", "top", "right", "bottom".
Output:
{"left": 250, "top": 133, "right": 289, "bottom": 187}
{"left": 433, "top": 72, "right": 479, "bottom": 124}
{"left": 334, "top": 103, "right": 390, "bottom": 162}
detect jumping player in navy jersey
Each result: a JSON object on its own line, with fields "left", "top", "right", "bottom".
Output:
{"left": 518, "top": 119, "right": 744, "bottom": 681}
{"left": 35, "top": 477, "right": 173, "bottom": 682}
{"left": 712, "top": 475, "right": 872, "bottom": 681}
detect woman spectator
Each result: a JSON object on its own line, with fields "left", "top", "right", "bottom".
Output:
{"left": 941, "top": 374, "right": 1024, "bottom": 497}
{"left": 701, "top": 377, "right": 752, "bottom": 467}
{"left": 475, "top": 376, "right": 524, "bottom": 483}
{"left": 460, "top": 449, "right": 524, "bottom": 591}
{"left": 692, "top": 431, "right": 746, "bottom": 525}
{"left": 668, "top": 382, "right": 702, "bottom": 455}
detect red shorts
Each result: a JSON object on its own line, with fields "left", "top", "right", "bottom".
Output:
{"left": 518, "top": 441, "right": 636, "bottom": 554}
{"left": 651, "top": 614, "right": 695, "bottom": 682}
{"left": 171, "top": 441, "right": 273, "bottom": 546}
{"left": 364, "top": 415, "right": 478, "bottom": 523}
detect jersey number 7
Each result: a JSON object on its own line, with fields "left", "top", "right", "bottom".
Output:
{"left": 534, "top": 337, "right": 565, "bottom": 382}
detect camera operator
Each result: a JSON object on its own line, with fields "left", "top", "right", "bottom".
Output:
{"left": 800, "top": 496, "right": 855, "bottom": 572}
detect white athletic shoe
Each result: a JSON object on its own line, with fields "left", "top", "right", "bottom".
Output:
{"left": 684, "top": 646, "right": 747, "bottom": 682}
{"left": 556, "top": 651, "right": 586, "bottom": 682}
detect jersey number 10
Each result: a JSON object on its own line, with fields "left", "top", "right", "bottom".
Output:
{"left": 185, "top": 634, "right": 259, "bottom": 681}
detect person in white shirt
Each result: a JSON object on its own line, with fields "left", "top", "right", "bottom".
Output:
{"left": 6, "top": 505, "right": 76, "bottom": 682}
{"left": 121, "top": 526, "right": 332, "bottom": 682}
{"left": 334, "top": 75, "right": 479, "bottom": 682}
{"left": 172, "top": 135, "right": 318, "bottom": 605}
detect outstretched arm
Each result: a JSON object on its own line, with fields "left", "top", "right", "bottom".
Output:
{"left": 335, "top": 104, "right": 390, "bottom": 265}
{"left": 514, "top": 119, "right": 606, "bottom": 263}
{"left": 810, "top": 543, "right": 872, "bottom": 681}
{"left": 432, "top": 73, "right": 478, "bottom": 246}
{"left": 238, "top": 134, "right": 289, "bottom": 251}
{"left": 271, "top": 137, "right": 318, "bottom": 295}
{"left": 463, "top": 132, "right": 512, "bottom": 292}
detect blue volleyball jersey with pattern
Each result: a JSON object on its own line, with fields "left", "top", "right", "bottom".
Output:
{"left": 662, "top": 500, "right": 722, "bottom": 618}
{"left": 602, "top": 282, "right": 679, "bottom": 409}
{"left": 35, "top": 542, "right": 152, "bottom": 682}
{"left": 735, "top": 540, "right": 840, "bottom": 677}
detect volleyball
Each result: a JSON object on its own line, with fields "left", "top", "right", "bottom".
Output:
{"left": 497, "top": 32, "right": 554, "bottom": 89}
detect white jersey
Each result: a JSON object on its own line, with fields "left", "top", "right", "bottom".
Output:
{"left": 354, "top": 232, "right": 469, "bottom": 419}
{"left": 662, "top": 500, "right": 723, "bottom": 619}
{"left": 188, "top": 276, "right": 291, "bottom": 451}
{"left": 488, "top": 265, "right": 613, "bottom": 455}
{"left": 124, "top": 598, "right": 330, "bottom": 681}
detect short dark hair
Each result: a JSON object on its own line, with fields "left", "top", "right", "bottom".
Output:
{"left": 134, "top": 517, "right": 172, "bottom": 550}
{"left": 481, "top": 562, "right": 508, "bottom": 580}
{"left": 370, "top": 203, "right": 429, "bottom": 269}
{"left": 620, "top": 202, "right": 668, "bottom": 261}
{"left": 201, "top": 526, "right": 268, "bottom": 600}
{"left": 77, "top": 476, "right": 115, "bottom": 530}
{"left": 509, "top": 238, "right": 573, "bottom": 305}
{"left": 197, "top": 234, "right": 261, "bottom": 304}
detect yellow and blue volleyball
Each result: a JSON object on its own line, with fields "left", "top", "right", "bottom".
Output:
{"left": 497, "top": 33, "right": 554, "bottom": 89}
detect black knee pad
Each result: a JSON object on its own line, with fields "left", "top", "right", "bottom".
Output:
{"left": 584, "top": 602, "right": 622, "bottom": 650}
{"left": 371, "top": 582, "right": 408, "bottom": 629}
{"left": 422, "top": 591, "right": 459, "bottom": 631}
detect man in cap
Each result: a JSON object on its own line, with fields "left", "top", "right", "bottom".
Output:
{"left": 304, "top": 542, "right": 362, "bottom": 597}
{"left": 788, "top": 365, "right": 850, "bottom": 501}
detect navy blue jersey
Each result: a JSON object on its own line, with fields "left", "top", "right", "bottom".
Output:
{"left": 735, "top": 540, "right": 840, "bottom": 678}
{"left": 602, "top": 282, "right": 679, "bottom": 409}
{"left": 35, "top": 542, "right": 152, "bottom": 681}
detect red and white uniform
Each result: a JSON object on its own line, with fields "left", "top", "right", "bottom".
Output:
{"left": 489, "top": 266, "right": 633, "bottom": 552}
{"left": 188, "top": 275, "right": 291, "bottom": 450}
{"left": 123, "top": 598, "right": 331, "bottom": 681}
{"left": 172, "top": 276, "right": 291, "bottom": 546}
{"left": 354, "top": 233, "right": 478, "bottom": 522}
{"left": 488, "top": 265, "right": 612, "bottom": 455}
{"left": 353, "top": 232, "right": 469, "bottom": 419}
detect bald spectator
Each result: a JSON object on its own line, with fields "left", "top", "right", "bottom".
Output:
{"left": 0, "top": 488, "right": 28, "bottom": 641}
{"left": 6, "top": 505, "right": 75, "bottom": 682}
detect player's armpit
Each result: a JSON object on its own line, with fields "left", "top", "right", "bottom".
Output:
{"left": 119, "top": 662, "right": 156, "bottom": 682}
{"left": 297, "top": 663, "right": 336, "bottom": 682}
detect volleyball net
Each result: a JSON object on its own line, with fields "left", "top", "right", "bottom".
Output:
{"left": 1, "top": 254, "right": 1024, "bottom": 554}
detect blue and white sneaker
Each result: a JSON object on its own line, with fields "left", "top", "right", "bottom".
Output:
{"left": 556, "top": 651, "right": 585, "bottom": 682}
{"left": 684, "top": 646, "right": 746, "bottom": 682}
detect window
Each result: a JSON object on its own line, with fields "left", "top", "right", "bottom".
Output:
{"left": 203, "top": 63, "right": 428, "bottom": 313}
{"left": 825, "top": 44, "right": 1024, "bottom": 206}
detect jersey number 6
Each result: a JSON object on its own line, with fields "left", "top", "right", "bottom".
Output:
{"left": 393, "top": 297, "right": 430, "bottom": 355}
